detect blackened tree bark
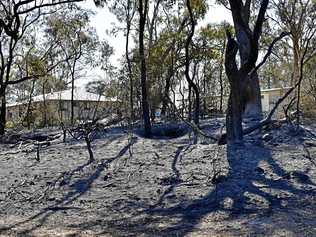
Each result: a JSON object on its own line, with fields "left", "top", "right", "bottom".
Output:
{"left": 0, "top": 93, "right": 6, "bottom": 135}
{"left": 25, "top": 79, "right": 36, "bottom": 129}
{"left": 138, "top": 0, "right": 152, "bottom": 137}
{"left": 125, "top": 0, "right": 135, "bottom": 122}
{"left": 202, "top": 63, "right": 207, "bottom": 117}
{"left": 185, "top": 0, "right": 200, "bottom": 126}
{"left": 42, "top": 81, "right": 48, "bottom": 127}
{"left": 219, "top": 39, "right": 226, "bottom": 113}
{"left": 188, "top": 84, "right": 192, "bottom": 121}
{"left": 228, "top": 0, "right": 263, "bottom": 119}
{"left": 225, "top": 32, "right": 243, "bottom": 142}
{"left": 161, "top": 60, "right": 174, "bottom": 117}
{"left": 225, "top": 0, "right": 269, "bottom": 143}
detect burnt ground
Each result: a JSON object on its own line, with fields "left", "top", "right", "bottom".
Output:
{"left": 0, "top": 119, "right": 315, "bottom": 237}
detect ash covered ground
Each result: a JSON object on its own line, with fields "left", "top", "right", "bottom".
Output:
{"left": 0, "top": 119, "right": 315, "bottom": 237}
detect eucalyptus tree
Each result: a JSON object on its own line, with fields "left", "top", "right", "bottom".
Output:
{"left": 269, "top": 0, "right": 316, "bottom": 85}
{"left": 0, "top": 0, "right": 83, "bottom": 134}
{"left": 197, "top": 22, "right": 230, "bottom": 114}
{"left": 100, "top": 0, "right": 137, "bottom": 121}
{"left": 305, "top": 56, "right": 316, "bottom": 103}
{"left": 45, "top": 6, "right": 100, "bottom": 125}
{"left": 94, "top": 0, "right": 154, "bottom": 136}
{"left": 183, "top": 0, "right": 208, "bottom": 125}
{"left": 218, "top": 0, "right": 266, "bottom": 121}
{"left": 223, "top": 0, "right": 269, "bottom": 143}
{"left": 137, "top": 0, "right": 151, "bottom": 136}
{"left": 268, "top": 0, "right": 316, "bottom": 125}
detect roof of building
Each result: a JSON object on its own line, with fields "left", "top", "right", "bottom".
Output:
{"left": 7, "top": 87, "right": 117, "bottom": 108}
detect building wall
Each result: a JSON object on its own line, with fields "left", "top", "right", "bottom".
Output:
{"left": 261, "top": 93, "right": 270, "bottom": 112}
{"left": 173, "top": 88, "right": 291, "bottom": 116}
{"left": 6, "top": 100, "right": 119, "bottom": 127}
{"left": 261, "top": 88, "right": 291, "bottom": 117}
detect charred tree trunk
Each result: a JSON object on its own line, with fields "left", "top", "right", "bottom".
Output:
{"left": 42, "top": 82, "right": 48, "bottom": 127}
{"left": 291, "top": 36, "right": 300, "bottom": 86}
{"left": 242, "top": 72, "right": 262, "bottom": 119}
{"left": 225, "top": 32, "right": 244, "bottom": 143}
{"left": 70, "top": 70, "right": 75, "bottom": 126}
{"left": 188, "top": 85, "right": 192, "bottom": 121}
{"left": 161, "top": 61, "right": 174, "bottom": 117}
{"left": 139, "top": 0, "right": 152, "bottom": 137}
{"left": 230, "top": 1, "right": 263, "bottom": 120}
{"left": 126, "top": 0, "right": 134, "bottom": 122}
{"left": 25, "top": 79, "right": 36, "bottom": 129}
{"left": 224, "top": 0, "right": 268, "bottom": 143}
{"left": 203, "top": 64, "right": 207, "bottom": 118}
{"left": 0, "top": 93, "right": 6, "bottom": 135}
{"left": 219, "top": 40, "right": 226, "bottom": 113}
{"left": 185, "top": 0, "right": 200, "bottom": 126}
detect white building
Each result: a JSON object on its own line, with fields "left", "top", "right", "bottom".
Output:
{"left": 7, "top": 87, "right": 120, "bottom": 126}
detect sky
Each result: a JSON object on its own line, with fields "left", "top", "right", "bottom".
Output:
{"left": 76, "top": 0, "right": 232, "bottom": 85}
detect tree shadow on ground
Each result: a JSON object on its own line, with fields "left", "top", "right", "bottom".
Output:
{"left": 139, "top": 142, "right": 316, "bottom": 236}
{"left": 2, "top": 127, "right": 316, "bottom": 236}
{"left": 76, "top": 138, "right": 316, "bottom": 236}
{"left": 151, "top": 143, "right": 192, "bottom": 208}
{"left": 0, "top": 136, "right": 138, "bottom": 236}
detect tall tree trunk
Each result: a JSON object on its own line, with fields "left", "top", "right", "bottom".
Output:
{"left": 179, "top": 80, "right": 185, "bottom": 118}
{"left": 161, "top": 70, "right": 172, "bottom": 117}
{"left": 0, "top": 93, "right": 6, "bottom": 135}
{"left": 126, "top": 0, "right": 134, "bottom": 122}
{"left": 291, "top": 36, "right": 300, "bottom": 86}
{"left": 219, "top": 40, "right": 226, "bottom": 113}
{"left": 185, "top": 0, "right": 200, "bottom": 126}
{"left": 188, "top": 85, "right": 192, "bottom": 121}
{"left": 71, "top": 71, "right": 75, "bottom": 126}
{"left": 232, "top": 6, "right": 263, "bottom": 120}
{"left": 42, "top": 82, "right": 48, "bottom": 127}
{"left": 225, "top": 0, "right": 269, "bottom": 143}
{"left": 161, "top": 56, "right": 174, "bottom": 117}
{"left": 225, "top": 31, "right": 244, "bottom": 143}
{"left": 203, "top": 64, "right": 207, "bottom": 118}
{"left": 237, "top": 30, "right": 262, "bottom": 119}
{"left": 25, "top": 79, "right": 36, "bottom": 129}
{"left": 139, "top": 0, "right": 152, "bottom": 137}
{"left": 226, "top": 88, "right": 243, "bottom": 143}
{"left": 242, "top": 72, "right": 262, "bottom": 119}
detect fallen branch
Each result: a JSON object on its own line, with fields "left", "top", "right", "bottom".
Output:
{"left": 0, "top": 135, "right": 62, "bottom": 157}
